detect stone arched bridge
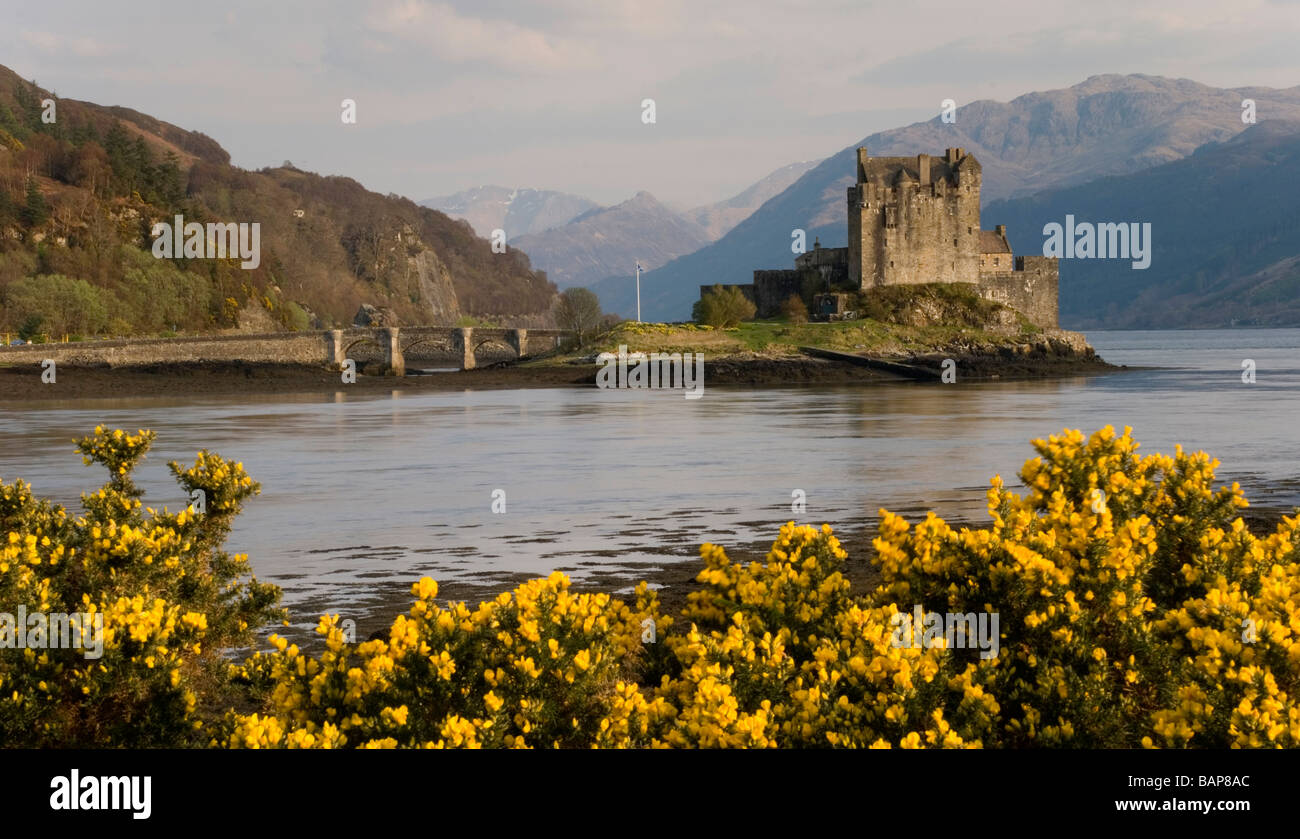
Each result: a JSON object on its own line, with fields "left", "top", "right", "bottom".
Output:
{"left": 0, "top": 326, "right": 571, "bottom": 375}
{"left": 335, "top": 326, "right": 569, "bottom": 374}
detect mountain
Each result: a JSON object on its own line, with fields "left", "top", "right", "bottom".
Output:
{"left": 511, "top": 191, "right": 711, "bottom": 290}
{"left": 593, "top": 74, "right": 1300, "bottom": 321}
{"left": 984, "top": 120, "right": 1300, "bottom": 328}
{"left": 420, "top": 186, "right": 599, "bottom": 238}
{"left": 0, "top": 64, "right": 558, "bottom": 338}
{"left": 683, "top": 160, "right": 819, "bottom": 240}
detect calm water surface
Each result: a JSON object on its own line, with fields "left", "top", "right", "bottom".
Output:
{"left": 3, "top": 329, "right": 1298, "bottom": 638}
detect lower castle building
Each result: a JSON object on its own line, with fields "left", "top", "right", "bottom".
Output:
{"left": 701, "top": 147, "right": 1059, "bottom": 328}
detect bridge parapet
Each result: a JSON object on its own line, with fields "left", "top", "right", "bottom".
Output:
{"left": 0, "top": 325, "right": 572, "bottom": 374}
{"left": 0, "top": 331, "right": 334, "bottom": 367}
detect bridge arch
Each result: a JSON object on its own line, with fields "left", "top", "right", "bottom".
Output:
{"left": 472, "top": 337, "right": 515, "bottom": 355}
{"left": 331, "top": 327, "right": 402, "bottom": 375}
{"left": 400, "top": 336, "right": 454, "bottom": 354}
{"left": 342, "top": 337, "right": 380, "bottom": 356}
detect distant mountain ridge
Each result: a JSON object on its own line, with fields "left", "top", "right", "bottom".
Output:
{"left": 425, "top": 161, "right": 821, "bottom": 295}
{"left": 420, "top": 186, "right": 599, "bottom": 239}
{"left": 985, "top": 119, "right": 1300, "bottom": 328}
{"left": 593, "top": 74, "right": 1300, "bottom": 321}
{"left": 511, "top": 191, "right": 711, "bottom": 289}
{"left": 683, "top": 160, "right": 819, "bottom": 240}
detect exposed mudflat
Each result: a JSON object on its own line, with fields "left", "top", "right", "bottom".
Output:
{"left": 0, "top": 352, "right": 1121, "bottom": 402}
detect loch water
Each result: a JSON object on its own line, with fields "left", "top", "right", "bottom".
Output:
{"left": 4, "top": 329, "right": 1298, "bottom": 640}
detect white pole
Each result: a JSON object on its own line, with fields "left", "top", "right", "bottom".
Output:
{"left": 635, "top": 262, "right": 642, "bottom": 322}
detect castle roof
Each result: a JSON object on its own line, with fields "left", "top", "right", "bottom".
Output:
{"left": 857, "top": 151, "right": 978, "bottom": 188}
{"left": 980, "top": 230, "right": 1011, "bottom": 254}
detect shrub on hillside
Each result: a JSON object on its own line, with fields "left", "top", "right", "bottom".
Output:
{"left": 693, "top": 284, "right": 755, "bottom": 328}
{"left": 779, "top": 294, "right": 808, "bottom": 323}
{"left": 859, "top": 282, "right": 1007, "bottom": 327}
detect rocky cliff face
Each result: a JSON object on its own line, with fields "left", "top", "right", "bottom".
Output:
{"left": 411, "top": 249, "right": 462, "bottom": 324}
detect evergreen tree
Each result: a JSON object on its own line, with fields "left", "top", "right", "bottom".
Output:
{"left": 153, "top": 150, "right": 184, "bottom": 207}
{"left": 70, "top": 119, "right": 99, "bottom": 146}
{"left": 13, "top": 81, "right": 41, "bottom": 132}
{"left": 103, "top": 121, "right": 132, "bottom": 192}
{"left": 0, "top": 103, "right": 22, "bottom": 138}
{"left": 20, "top": 177, "right": 49, "bottom": 227}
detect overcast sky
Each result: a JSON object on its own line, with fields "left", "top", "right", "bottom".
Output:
{"left": 4, "top": 0, "right": 1298, "bottom": 209}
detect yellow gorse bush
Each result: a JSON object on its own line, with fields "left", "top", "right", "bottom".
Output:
{"left": 224, "top": 573, "right": 668, "bottom": 748}
{"left": 858, "top": 426, "right": 1296, "bottom": 747}
{"left": 4, "top": 426, "right": 1299, "bottom": 747}
{"left": 0, "top": 427, "right": 283, "bottom": 746}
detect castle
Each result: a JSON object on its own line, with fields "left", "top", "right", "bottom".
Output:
{"left": 702, "top": 147, "right": 1059, "bottom": 328}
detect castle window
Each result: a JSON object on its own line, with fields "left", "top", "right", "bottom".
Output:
{"left": 967, "top": 227, "right": 972, "bottom": 234}
{"left": 953, "top": 238, "right": 957, "bottom": 246}
{"left": 994, "top": 257, "right": 1000, "bottom": 265}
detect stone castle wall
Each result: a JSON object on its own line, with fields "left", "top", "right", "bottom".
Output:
{"left": 850, "top": 153, "right": 982, "bottom": 289}
{"left": 795, "top": 247, "right": 849, "bottom": 291}
{"left": 979, "top": 252, "right": 1013, "bottom": 272}
{"left": 976, "top": 256, "right": 1059, "bottom": 329}
{"left": 751, "top": 271, "right": 802, "bottom": 317}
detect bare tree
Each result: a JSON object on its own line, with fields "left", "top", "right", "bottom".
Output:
{"left": 555, "top": 287, "right": 603, "bottom": 343}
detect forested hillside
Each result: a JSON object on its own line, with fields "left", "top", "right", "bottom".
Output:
{"left": 0, "top": 65, "right": 558, "bottom": 339}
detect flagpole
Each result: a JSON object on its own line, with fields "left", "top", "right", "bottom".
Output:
{"left": 635, "top": 262, "right": 642, "bottom": 322}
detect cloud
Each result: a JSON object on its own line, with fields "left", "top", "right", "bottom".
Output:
{"left": 6, "top": 0, "right": 1300, "bottom": 208}
{"left": 854, "top": 11, "right": 1300, "bottom": 89}
{"left": 20, "top": 29, "right": 119, "bottom": 59}
{"left": 362, "top": 0, "right": 590, "bottom": 72}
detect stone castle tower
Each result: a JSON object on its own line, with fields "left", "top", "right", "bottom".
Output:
{"left": 704, "top": 147, "right": 1059, "bottom": 328}
{"left": 848, "top": 146, "right": 981, "bottom": 288}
